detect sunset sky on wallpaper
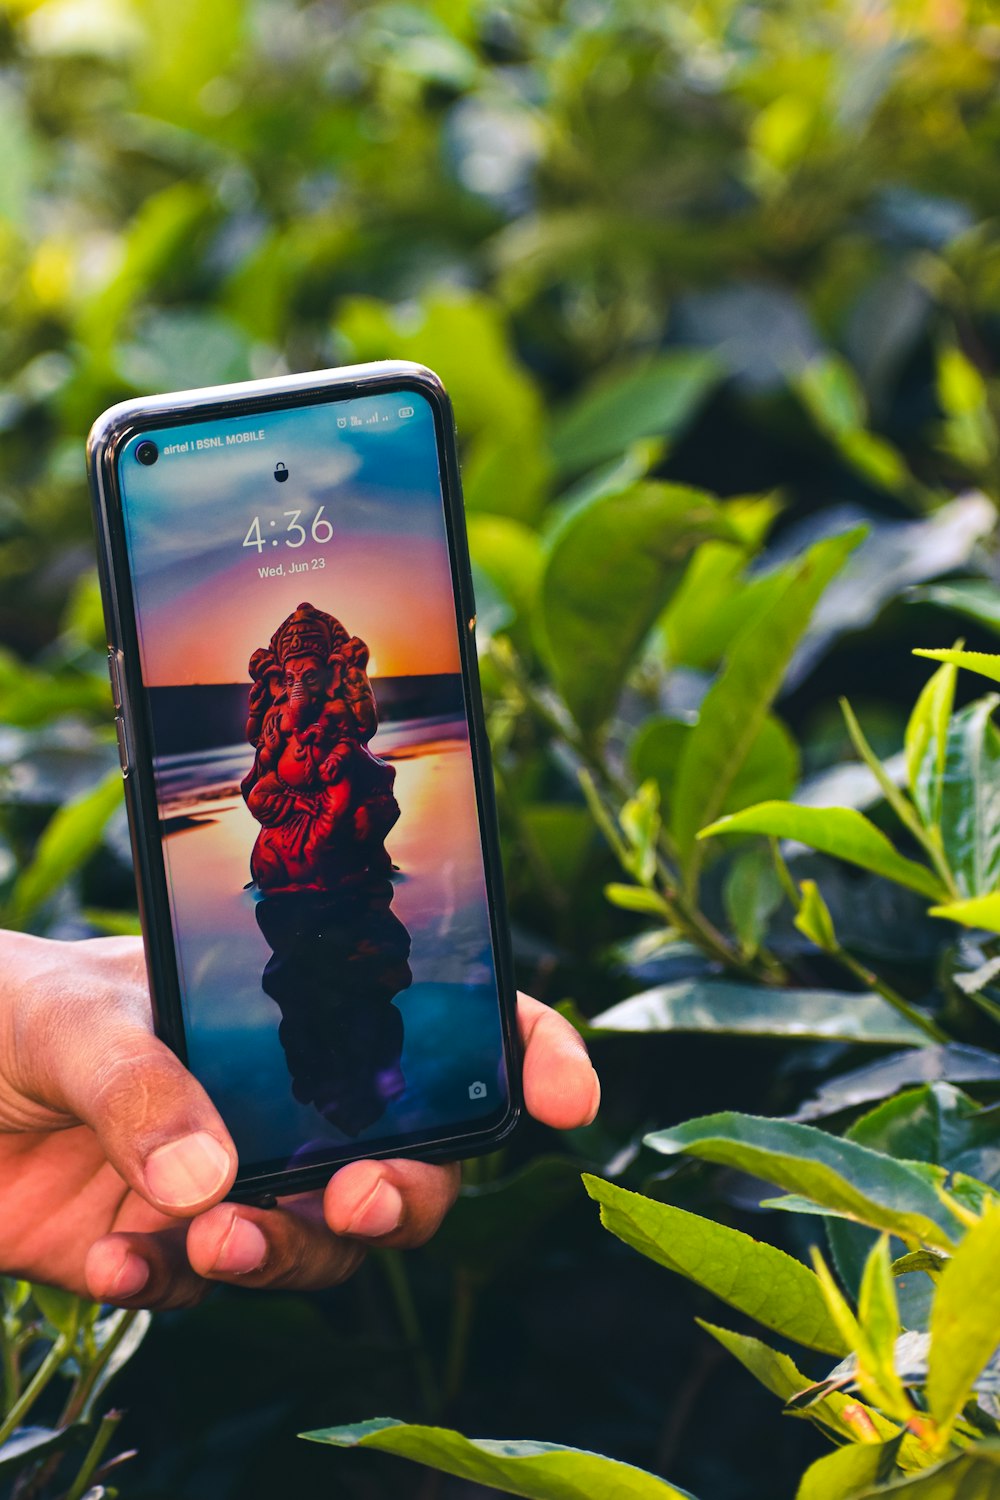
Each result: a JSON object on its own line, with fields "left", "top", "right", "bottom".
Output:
{"left": 117, "top": 392, "right": 462, "bottom": 686}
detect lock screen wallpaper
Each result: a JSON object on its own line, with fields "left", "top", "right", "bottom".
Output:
{"left": 116, "top": 390, "right": 508, "bottom": 1173}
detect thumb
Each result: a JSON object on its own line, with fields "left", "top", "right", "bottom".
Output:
{"left": 4, "top": 934, "right": 237, "bottom": 1215}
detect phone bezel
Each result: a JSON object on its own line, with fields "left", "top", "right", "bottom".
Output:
{"left": 87, "top": 361, "right": 522, "bottom": 1201}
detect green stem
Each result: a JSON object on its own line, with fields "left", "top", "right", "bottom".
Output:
{"left": 59, "top": 1309, "right": 139, "bottom": 1428}
{"left": 375, "top": 1251, "right": 439, "bottom": 1418}
{"left": 64, "top": 1409, "right": 121, "bottom": 1500}
{"left": 0, "top": 1322, "right": 20, "bottom": 1414}
{"left": 443, "top": 1271, "right": 476, "bottom": 1408}
{"left": 772, "top": 841, "right": 947, "bottom": 1044}
{"left": 834, "top": 947, "right": 948, "bottom": 1045}
{"left": 494, "top": 643, "right": 781, "bottom": 982}
{"left": 0, "top": 1332, "right": 72, "bottom": 1447}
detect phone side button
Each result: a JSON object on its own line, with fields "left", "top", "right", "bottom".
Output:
{"left": 115, "top": 715, "right": 131, "bottom": 777}
{"left": 107, "top": 649, "right": 123, "bottom": 711}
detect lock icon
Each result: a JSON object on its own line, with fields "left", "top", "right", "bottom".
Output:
{"left": 273, "top": 461, "right": 289, "bottom": 483}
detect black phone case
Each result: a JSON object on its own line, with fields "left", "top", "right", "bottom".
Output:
{"left": 87, "top": 361, "right": 522, "bottom": 1201}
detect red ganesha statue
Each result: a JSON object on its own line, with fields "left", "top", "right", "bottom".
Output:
{"left": 240, "top": 602, "right": 400, "bottom": 891}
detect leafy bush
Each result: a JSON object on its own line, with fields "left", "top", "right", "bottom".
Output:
{"left": 3, "top": 0, "right": 1000, "bottom": 1496}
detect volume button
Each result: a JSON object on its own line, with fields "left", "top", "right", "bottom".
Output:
{"left": 107, "top": 649, "right": 123, "bottom": 711}
{"left": 115, "top": 715, "right": 130, "bottom": 777}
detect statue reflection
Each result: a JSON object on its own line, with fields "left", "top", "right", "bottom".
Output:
{"left": 242, "top": 602, "right": 411, "bottom": 1135}
{"left": 255, "top": 876, "right": 411, "bottom": 1136}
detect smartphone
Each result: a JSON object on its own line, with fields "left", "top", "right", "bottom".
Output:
{"left": 87, "top": 362, "right": 521, "bottom": 1201}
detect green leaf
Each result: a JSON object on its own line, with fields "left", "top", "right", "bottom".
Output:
{"left": 795, "top": 879, "right": 838, "bottom": 953}
{"left": 698, "top": 803, "right": 945, "bottom": 901}
{"left": 670, "top": 528, "right": 863, "bottom": 880}
{"left": 856, "top": 1237, "right": 908, "bottom": 1414}
{"left": 0, "top": 1425, "right": 91, "bottom": 1479}
{"left": 929, "top": 893, "right": 1000, "bottom": 934}
{"left": 826, "top": 1083, "right": 1000, "bottom": 1333}
{"left": 303, "top": 1419, "right": 696, "bottom": 1499}
{"left": 7, "top": 770, "right": 123, "bottom": 927}
{"left": 645, "top": 1113, "right": 961, "bottom": 1250}
{"left": 633, "top": 713, "right": 799, "bottom": 824}
{"left": 698, "top": 1323, "right": 899, "bottom": 1446}
{"left": 30, "top": 1285, "right": 82, "bottom": 1338}
{"left": 619, "top": 779, "right": 661, "bottom": 885}
{"left": 911, "top": 583, "right": 1000, "bottom": 638}
{"left": 587, "top": 982, "right": 932, "bottom": 1047}
{"left": 849, "top": 1444, "right": 1000, "bottom": 1497}
{"left": 927, "top": 1203, "right": 1000, "bottom": 1441}
{"left": 723, "top": 846, "right": 784, "bottom": 956}
{"left": 905, "top": 659, "right": 958, "bottom": 828}
{"left": 584, "top": 1177, "right": 847, "bottom": 1355}
{"left": 603, "top": 884, "right": 671, "bottom": 917}
{"left": 537, "top": 482, "right": 737, "bottom": 734}
{"left": 796, "top": 1441, "right": 902, "bottom": 1500}
{"left": 914, "top": 648, "right": 1000, "bottom": 686}
{"left": 933, "top": 696, "right": 1000, "bottom": 898}
{"left": 549, "top": 351, "right": 718, "bottom": 476}
{"left": 796, "top": 355, "right": 910, "bottom": 494}
{"left": 466, "top": 515, "right": 544, "bottom": 627}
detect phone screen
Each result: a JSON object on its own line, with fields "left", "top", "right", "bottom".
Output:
{"left": 114, "top": 388, "right": 512, "bottom": 1180}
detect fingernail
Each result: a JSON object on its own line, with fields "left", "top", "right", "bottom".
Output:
{"left": 212, "top": 1214, "right": 267, "bottom": 1275}
{"left": 348, "top": 1179, "right": 404, "bottom": 1238}
{"left": 111, "top": 1251, "right": 149, "bottom": 1299}
{"left": 583, "top": 1068, "right": 602, "bottom": 1127}
{"left": 144, "top": 1131, "right": 232, "bottom": 1207}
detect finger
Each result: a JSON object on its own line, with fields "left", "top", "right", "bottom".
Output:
{"left": 6, "top": 934, "right": 237, "bottom": 1216}
{"left": 85, "top": 1224, "right": 208, "bottom": 1311}
{"left": 518, "top": 992, "right": 601, "bottom": 1130}
{"left": 325, "top": 1157, "right": 461, "bottom": 1249}
{"left": 185, "top": 1195, "right": 366, "bottom": 1290}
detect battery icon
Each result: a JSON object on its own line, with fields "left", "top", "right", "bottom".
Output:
{"left": 398, "top": 406, "right": 414, "bottom": 418}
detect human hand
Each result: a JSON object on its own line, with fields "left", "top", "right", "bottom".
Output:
{"left": 0, "top": 932, "right": 600, "bottom": 1309}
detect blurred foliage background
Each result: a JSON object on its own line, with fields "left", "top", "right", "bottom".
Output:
{"left": 2, "top": 0, "right": 1000, "bottom": 1496}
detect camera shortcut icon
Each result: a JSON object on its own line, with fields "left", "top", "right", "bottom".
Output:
{"left": 468, "top": 1081, "right": 488, "bottom": 1100}
{"left": 336, "top": 417, "right": 347, "bottom": 429}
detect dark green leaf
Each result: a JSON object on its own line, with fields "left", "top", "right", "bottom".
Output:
{"left": 537, "top": 482, "right": 736, "bottom": 733}
{"left": 645, "top": 1112, "right": 962, "bottom": 1249}
{"left": 633, "top": 713, "right": 799, "bottom": 824}
{"left": 8, "top": 771, "right": 124, "bottom": 926}
{"left": 303, "top": 1418, "right": 696, "bottom": 1498}
{"left": 934, "top": 696, "right": 1000, "bottom": 897}
{"left": 549, "top": 351, "right": 718, "bottom": 476}
{"left": 670, "top": 529, "right": 862, "bottom": 879}
{"left": 792, "top": 1045, "right": 1000, "bottom": 1123}
{"left": 0, "top": 1424, "right": 90, "bottom": 1477}
{"left": 911, "top": 583, "right": 1000, "bottom": 637}
{"left": 587, "top": 982, "right": 930, "bottom": 1046}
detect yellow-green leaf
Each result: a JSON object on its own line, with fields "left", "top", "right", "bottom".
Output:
{"left": 928, "top": 893, "right": 1000, "bottom": 935}
{"left": 698, "top": 803, "right": 945, "bottom": 901}
{"left": 926, "top": 1203, "right": 1000, "bottom": 1441}
{"left": 584, "top": 1177, "right": 848, "bottom": 1355}
{"left": 302, "top": 1419, "right": 695, "bottom": 1499}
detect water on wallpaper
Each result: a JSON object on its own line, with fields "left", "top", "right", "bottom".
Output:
{"left": 155, "top": 708, "right": 505, "bottom": 1169}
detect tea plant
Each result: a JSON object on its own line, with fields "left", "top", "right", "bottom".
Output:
{"left": 312, "top": 656, "right": 1000, "bottom": 1496}
{"left": 0, "top": 1280, "right": 147, "bottom": 1498}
